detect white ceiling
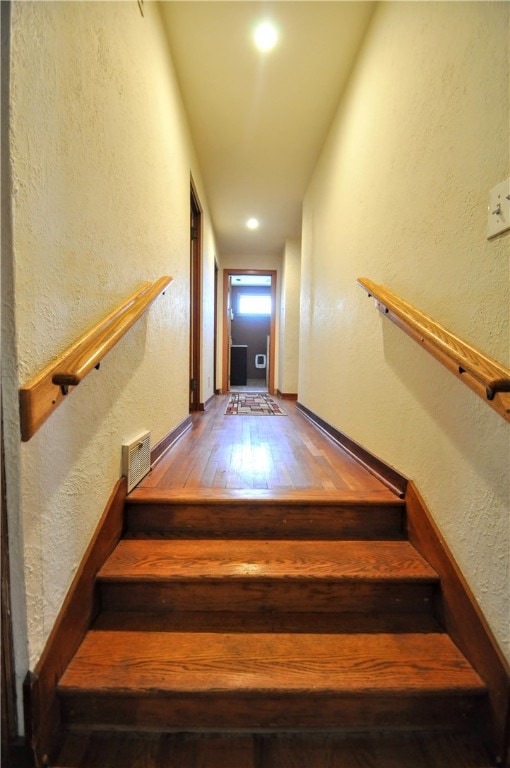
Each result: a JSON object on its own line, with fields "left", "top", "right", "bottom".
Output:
{"left": 159, "top": 1, "right": 376, "bottom": 257}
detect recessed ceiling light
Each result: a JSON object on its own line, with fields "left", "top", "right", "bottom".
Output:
{"left": 253, "top": 21, "right": 278, "bottom": 53}
{"left": 246, "top": 218, "right": 259, "bottom": 230}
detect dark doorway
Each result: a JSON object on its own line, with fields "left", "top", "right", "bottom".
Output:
{"left": 189, "top": 182, "right": 201, "bottom": 412}
{"left": 222, "top": 270, "right": 277, "bottom": 394}
{"left": 214, "top": 261, "right": 218, "bottom": 393}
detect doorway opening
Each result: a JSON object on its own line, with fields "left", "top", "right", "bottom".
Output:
{"left": 189, "top": 181, "right": 201, "bottom": 412}
{"left": 222, "top": 269, "right": 277, "bottom": 394}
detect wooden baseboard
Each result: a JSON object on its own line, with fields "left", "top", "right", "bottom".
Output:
{"left": 405, "top": 482, "right": 510, "bottom": 766}
{"left": 199, "top": 394, "right": 216, "bottom": 412}
{"left": 276, "top": 390, "right": 298, "bottom": 400}
{"left": 151, "top": 416, "right": 192, "bottom": 466}
{"left": 296, "top": 402, "right": 407, "bottom": 498}
{"left": 25, "top": 478, "right": 127, "bottom": 768}
{"left": 3, "top": 739, "right": 34, "bottom": 768}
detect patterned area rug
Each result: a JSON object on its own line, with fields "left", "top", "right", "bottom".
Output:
{"left": 225, "top": 393, "right": 286, "bottom": 416}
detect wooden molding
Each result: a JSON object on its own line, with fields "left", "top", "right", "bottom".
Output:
{"left": 19, "top": 278, "right": 173, "bottom": 441}
{"left": 2, "top": 739, "right": 34, "bottom": 768}
{"left": 25, "top": 477, "right": 127, "bottom": 767}
{"left": 2, "top": 422, "right": 18, "bottom": 753}
{"left": 276, "top": 390, "right": 298, "bottom": 401}
{"left": 358, "top": 278, "right": 510, "bottom": 423}
{"left": 199, "top": 394, "right": 216, "bottom": 412}
{"left": 296, "top": 402, "right": 407, "bottom": 498}
{"left": 405, "top": 482, "right": 510, "bottom": 765}
{"left": 150, "top": 416, "right": 192, "bottom": 467}
{"left": 190, "top": 180, "right": 202, "bottom": 413}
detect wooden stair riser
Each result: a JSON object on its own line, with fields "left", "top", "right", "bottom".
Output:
{"left": 60, "top": 692, "right": 486, "bottom": 733}
{"left": 93, "top": 610, "right": 443, "bottom": 635}
{"left": 125, "top": 501, "right": 406, "bottom": 540}
{"left": 99, "top": 579, "right": 437, "bottom": 614}
{"left": 54, "top": 731, "right": 498, "bottom": 768}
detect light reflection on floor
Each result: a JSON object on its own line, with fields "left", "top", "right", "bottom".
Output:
{"left": 230, "top": 444, "right": 272, "bottom": 478}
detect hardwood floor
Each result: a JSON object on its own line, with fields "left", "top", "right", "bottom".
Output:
{"left": 139, "top": 395, "right": 391, "bottom": 493}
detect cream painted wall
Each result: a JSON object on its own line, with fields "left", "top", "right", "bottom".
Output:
{"left": 3, "top": 0, "right": 216, "bottom": 715}
{"left": 300, "top": 1, "right": 509, "bottom": 658}
{"left": 278, "top": 239, "right": 301, "bottom": 395}
{"left": 217, "top": 254, "right": 282, "bottom": 391}
{"left": 200, "top": 220, "right": 217, "bottom": 405}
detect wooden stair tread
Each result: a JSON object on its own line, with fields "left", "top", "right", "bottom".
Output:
{"left": 98, "top": 539, "right": 437, "bottom": 582}
{"left": 59, "top": 630, "right": 485, "bottom": 696}
{"left": 127, "top": 488, "right": 401, "bottom": 504}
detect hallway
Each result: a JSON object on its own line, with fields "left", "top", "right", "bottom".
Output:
{"left": 136, "top": 395, "right": 392, "bottom": 495}
{"left": 4, "top": 4, "right": 508, "bottom": 765}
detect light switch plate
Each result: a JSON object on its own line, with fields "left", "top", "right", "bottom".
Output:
{"left": 487, "top": 178, "right": 510, "bottom": 239}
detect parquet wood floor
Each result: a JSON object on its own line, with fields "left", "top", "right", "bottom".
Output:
{"left": 140, "top": 395, "right": 392, "bottom": 495}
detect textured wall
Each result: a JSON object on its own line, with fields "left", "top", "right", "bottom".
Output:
{"left": 278, "top": 239, "right": 301, "bottom": 394}
{"left": 4, "top": 0, "right": 216, "bottom": 711}
{"left": 300, "top": 2, "right": 509, "bottom": 658}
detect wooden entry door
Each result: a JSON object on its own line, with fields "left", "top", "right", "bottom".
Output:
{"left": 189, "top": 185, "right": 201, "bottom": 411}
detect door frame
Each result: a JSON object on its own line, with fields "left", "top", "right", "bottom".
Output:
{"left": 213, "top": 260, "right": 219, "bottom": 393}
{"left": 222, "top": 269, "right": 277, "bottom": 395}
{"left": 189, "top": 179, "right": 202, "bottom": 411}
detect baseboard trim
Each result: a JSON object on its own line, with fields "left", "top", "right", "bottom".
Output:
{"left": 25, "top": 477, "right": 127, "bottom": 768}
{"left": 406, "top": 481, "right": 510, "bottom": 765}
{"left": 151, "top": 416, "right": 193, "bottom": 466}
{"left": 3, "top": 738, "right": 34, "bottom": 768}
{"left": 199, "top": 394, "right": 216, "bottom": 412}
{"left": 276, "top": 390, "right": 298, "bottom": 400}
{"left": 296, "top": 402, "right": 407, "bottom": 498}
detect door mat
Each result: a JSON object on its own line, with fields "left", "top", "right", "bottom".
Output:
{"left": 225, "top": 393, "right": 286, "bottom": 416}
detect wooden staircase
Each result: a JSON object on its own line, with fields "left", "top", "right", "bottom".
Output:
{"left": 53, "top": 490, "right": 493, "bottom": 764}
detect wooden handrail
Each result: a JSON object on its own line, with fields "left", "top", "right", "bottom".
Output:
{"left": 19, "top": 276, "right": 172, "bottom": 441}
{"left": 358, "top": 278, "right": 510, "bottom": 423}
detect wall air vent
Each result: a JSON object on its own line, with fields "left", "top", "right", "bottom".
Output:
{"left": 122, "top": 430, "right": 151, "bottom": 492}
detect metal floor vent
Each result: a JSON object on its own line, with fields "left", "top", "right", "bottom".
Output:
{"left": 122, "top": 430, "right": 151, "bottom": 492}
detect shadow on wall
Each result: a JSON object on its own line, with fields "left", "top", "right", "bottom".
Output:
{"left": 381, "top": 320, "right": 508, "bottom": 498}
